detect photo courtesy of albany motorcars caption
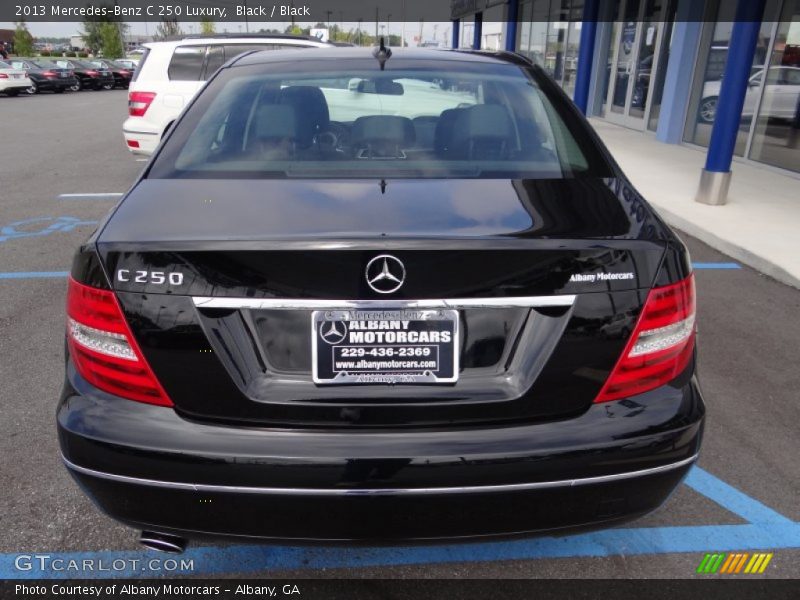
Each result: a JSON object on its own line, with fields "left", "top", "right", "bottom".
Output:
{"left": 58, "top": 44, "right": 704, "bottom": 550}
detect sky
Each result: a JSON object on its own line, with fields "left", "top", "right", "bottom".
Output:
{"left": 0, "top": 20, "right": 496, "bottom": 45}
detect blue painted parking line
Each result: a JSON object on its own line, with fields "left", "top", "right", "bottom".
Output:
{"left": 0, "top": 217, "right": 99, "bottom": 244}
{"left": 1, "top": 467, "right": 798, "bottom": 579}
{"left": 0, "top": 271, "right": 70, "bottom": 280}
{"left": 692, "top": 262, "right": 741, "bottom": 269}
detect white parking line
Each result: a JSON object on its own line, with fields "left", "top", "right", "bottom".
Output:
{"left": 58, "top": 193, "right": 123, "bottom": 200}
{"left": 135, "top": 158, "right": 148, "bottom": 162}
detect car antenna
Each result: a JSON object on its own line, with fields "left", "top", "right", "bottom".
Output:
{"left": 373, "top": 37, "right": 392, "bottom": 71}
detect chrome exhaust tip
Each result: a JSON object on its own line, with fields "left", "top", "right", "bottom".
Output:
{"left": 138, "top": 531, "right": 187, "bottom": 554}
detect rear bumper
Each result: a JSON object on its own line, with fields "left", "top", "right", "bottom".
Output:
{"left": 58, "top": 371, "right": 704, "bottom": 542}
{"left": 122, "top": 119, "right": 159, "bottom": 155}
{"left": 38, "top": 77, "right": 76, "bottom": 90}
{"left": 0, "top": 78, "right": 31, "bottom": 91}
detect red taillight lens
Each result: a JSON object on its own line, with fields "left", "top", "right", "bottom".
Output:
{"left": 126, "top": 139, "right": 140, "bottom": 148}
{"left": 128, "top": 91, "right": 156, "bottom": 117}
{"left": 595, "top": 274, "right": 696, "bottom": 403}
{"left": 42, "top": 70, "right": 56, "bottom": 77}
{"left": 86, "top": 69, "right": 99, "bottom": 76}
{"left": 66, "top": 277, "right": 172, "bottom": 406}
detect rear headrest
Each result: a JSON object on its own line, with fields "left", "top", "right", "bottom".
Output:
{"left": 253, "top": 104, "right": 299, "bottom": 141}
{"left": 279, "top": 86, "right": 329, "bottom": 147}
{"left": 452, "top": 104, "right": 514, "bottom": 143}
{"left": 412, "top": 116, "right": 439, "bottom": 150}
{"left": 434, "top": 107, "right": 466, "bottom": 155}
{"left": 351, "top": 116, "right": 415, "bottom": 147}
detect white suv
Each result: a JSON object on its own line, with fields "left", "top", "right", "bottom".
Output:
{"left": 123, "top": 35, "right": 330, "bottom": 155}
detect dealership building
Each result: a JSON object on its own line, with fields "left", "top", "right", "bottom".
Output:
{"left": 451, "top": 0, "right": 800, "bottom": 191}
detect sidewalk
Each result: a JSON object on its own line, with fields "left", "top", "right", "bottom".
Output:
{"left": 590, "top": 119, "right": 800, "bottom": 289}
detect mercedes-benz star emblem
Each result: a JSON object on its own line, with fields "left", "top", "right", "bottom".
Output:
{"left": 320, "top": 320, "right": 348, "bottom": 345}
{"left": 365, "top": 255, "right": 406, "bottom": 294}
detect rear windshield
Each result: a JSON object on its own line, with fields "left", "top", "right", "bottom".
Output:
{"left": 149, "top": 58, "right": 611, "bottom": 180}
{"left": 131, "top": 48, "right": 149, "bottom": 82}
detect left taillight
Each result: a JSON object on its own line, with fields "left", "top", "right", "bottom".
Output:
{"left": 594, "top": 274, "right": 696, "bottom": 403}
{"left": 66, "top": 276, "right": 173, "bottom": 406}
{"left": 128, "top": 91, "right": 156, "bottom": 117}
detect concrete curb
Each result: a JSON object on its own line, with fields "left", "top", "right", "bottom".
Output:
{"left": 653, "top": 205, "right": 800, "bottom": 290}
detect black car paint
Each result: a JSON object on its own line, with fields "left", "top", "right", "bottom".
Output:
{"left": 9, "top": 59, "right": 77, "bottom": 93}
{"left": 58, "top": 49, "right": 705, "bottom": 543}
{"left": 91, "top": 59, "right": 133, "bottom": 88}
{"left": 56, "top": 59, "right": 115, "bottom": 90}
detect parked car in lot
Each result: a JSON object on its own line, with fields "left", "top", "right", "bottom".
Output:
{"left": 123, "top": 34, "right": 330, "bottom": 154}
{"left": 8, "top": 59, "right": 77, "bottom": 94}
{"left": 60, "top": 47, "right": 705, "bottom": 548}
{"left": 0, "top": 60, "right": 32, "bottom": 96}
{"left": 698, "top": 65, "right": 800, "bottom": 123}
{"left": 89, "top": 58, "right": 134, "bottom": 88}
{"left": 55, "top": 59, "right": 115, "bottom": 91}
{"left": 115, "top": 58, "right": 139, "bottom": 70}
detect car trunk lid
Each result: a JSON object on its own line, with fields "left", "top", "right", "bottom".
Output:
{"left": 97, "top": 177, "right": 667, "bottom": 428}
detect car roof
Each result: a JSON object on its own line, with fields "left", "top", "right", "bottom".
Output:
{"left": 143, "top": 35, "right": 329, "bottom": 50}
{"left": 232, "top": 47, "right": 533, "bottom": 68}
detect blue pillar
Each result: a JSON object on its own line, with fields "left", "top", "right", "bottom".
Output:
{"left": 505, "top": 0, "right": 519, "bottom": 52}
{"left": 697, "top": 0, "right": 765, "bottom": 204}
{"left": 705, "top": 0, "right": 765, "bottom": 173}
{"left": 573, "top": 0, "right": 599, "bottom": 114}
{"left": 452, "top": 19, "right": 460, "bottom": 49}
{"left": 655, "top": 0, "right": 704, "bottom": 143}
{"left": 473, "top": 12, "right": 483, "bottom": 50}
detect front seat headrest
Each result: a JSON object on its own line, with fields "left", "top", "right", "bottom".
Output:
{"left": 279, "top": 86, "right": 330, "bottom": 147}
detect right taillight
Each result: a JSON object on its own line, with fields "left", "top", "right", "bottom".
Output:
{"left": 66, "top": 276, "right": 172, "bottom": 406}
{"left": 128, "top": 91, "right": 156, "bottom": 117}
{"left": 595, "top": 274, "right": 696, "bottom": 403}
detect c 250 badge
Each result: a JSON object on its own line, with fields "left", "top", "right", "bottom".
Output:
{"left": 116, "top": 269, "right": 184, "bottom": 286}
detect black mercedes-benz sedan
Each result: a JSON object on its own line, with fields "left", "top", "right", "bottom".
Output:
{"left": 89, "top": 58, "right": 133, "bottom": 88}
{"left": 8, "top": 59, "right": 77, "bottom": 94}
{"left": 55, "top": 59, "right": 115, "bottom": 91}
{"left": 58, "top": 47, "right": 704, "bottom": 549}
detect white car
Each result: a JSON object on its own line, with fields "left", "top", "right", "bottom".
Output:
{"left": 0, "top": 60, "right": 32, "bottom": 96}
{"left": 698, "top": 66, "right": 800, "bottom": 123}
{"left": 123, "top": 35, "right": 330, "bottom": 155}
{"left": 115, "top": 58, "right": 139, "bottom": 70}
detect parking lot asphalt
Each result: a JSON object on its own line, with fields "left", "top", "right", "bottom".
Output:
{"left": 0, "top": 91, "right": 798, "bottom": 580}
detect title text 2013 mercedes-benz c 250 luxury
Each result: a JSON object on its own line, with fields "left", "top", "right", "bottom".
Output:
{"left": 58, "top": 46, "right": 704, "bottom": 550}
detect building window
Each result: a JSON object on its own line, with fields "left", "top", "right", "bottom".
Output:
{"left": 683, "top": 0, "right": 779, "bottom": 154}
{"left": 516, "top": 0, "right": 584, "bottom": 92}
{"left": 748, "top": 0, "right": 800, "bottom": 173}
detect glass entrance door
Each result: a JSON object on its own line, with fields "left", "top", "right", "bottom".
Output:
{"left": 605, "top": 0, "right": 669, "bottom": 129}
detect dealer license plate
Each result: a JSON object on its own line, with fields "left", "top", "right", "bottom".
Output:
{"left": 312, "top": 309, "right": 459, "bottom": 384}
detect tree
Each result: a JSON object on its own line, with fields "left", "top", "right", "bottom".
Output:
{"left": 14, "top": 19, "right": 35, "bottom": 56}
{"left": 81, "top": 17, "right": 103, "bottom": 53}
{"left": 82, "top": 3, "right": 127, "bottom": 54}
{"left": 99, "top": 22, "right": 124, "bottom": 58}
{"left": 200, "top": 17, "right": 215, "bottom": 35}
{"left": 155, "top": 17, "right": 183, "bottom": 41}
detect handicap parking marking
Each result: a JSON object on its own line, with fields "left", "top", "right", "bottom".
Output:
{"left": 1, "top": 466, "right": 798, "bottom": 579}
{"left": 0, "top": 271, "right": 70, "bottom": 280}
{"left": 692, "top": 262, "right": 742, "bottom": 269}
{"left": 0, "top": 216, "right": 99, "bottom": 244}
